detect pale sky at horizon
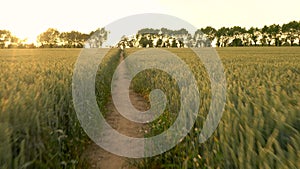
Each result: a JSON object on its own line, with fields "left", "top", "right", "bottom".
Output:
{"left": 1, "top": 0, "right": 299, "bottom": 43}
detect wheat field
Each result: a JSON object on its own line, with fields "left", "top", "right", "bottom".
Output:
{"left": 0, "top": 47, "right": 299, "bottom": 168}
{"left": 0, "top": 49, "right": 120, "bottom": 168}
{"left": 125, "top": 47, "right": 300, "bottom": 169}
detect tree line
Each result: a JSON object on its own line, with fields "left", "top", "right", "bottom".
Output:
{"left": 36, "top": 28, "right": 108, "bottom": 48}
{"left": 202, "top": 21, "right": 300, "bottom": 47}
{"left": 135, "top": 21, "right": 300, "bottom": 47}
{"left": 1, "top": 20, "right": 300, "bottom": 48}
{"left": 0, "top": 28, "right": 108, "bottom": 48}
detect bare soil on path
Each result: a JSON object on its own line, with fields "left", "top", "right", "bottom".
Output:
{"left": 83, "top": 51, "right": 149, "bottom": 169}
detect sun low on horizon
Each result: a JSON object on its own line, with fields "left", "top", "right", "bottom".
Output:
{"left": 1, "top": 0, "right": 300, "bottom": 45}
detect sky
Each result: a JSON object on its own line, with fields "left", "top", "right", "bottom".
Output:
{"left": 1, "top": 0, "right": 300, "bottom": 44}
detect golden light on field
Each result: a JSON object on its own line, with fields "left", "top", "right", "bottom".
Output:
{"left": 1, "top": 47, "right": 299, "bottom": 168}
{"left": 0, "top": 0, "right": 300, "bottom": 168}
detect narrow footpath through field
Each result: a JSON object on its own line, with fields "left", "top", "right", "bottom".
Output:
{"left": 83, "top": 51, "right": 149, "bottom": 169}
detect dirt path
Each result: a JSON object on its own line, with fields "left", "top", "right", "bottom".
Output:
{"left": 83, "top": 51, "right": 148, "bottom": 169}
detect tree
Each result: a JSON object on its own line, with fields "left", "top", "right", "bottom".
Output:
{"left": 199, "top": 26, "right": 217, "bottom": 43}
{"left": 10, "top": 36, "right": 19, "bottom": 43}
{"left": 0, "top": 30, "right": 20, "bottom": 48}
{"left": 138, "top": 28, "right": 160, "bottom": 35}
{"left": 262, "top": 25, "right": 269, "bottom": 34}
{"left": 175, "top": 28, "right": 189, "bottom": 35}
{"left": 159, "top": 28, "right": 171, "bottom": 35}
{"left": 248, "top": 27, "right": 259, "bottom": 34}
{"left": 267, "top": 24, "right": 281, "bottom": 35}
{"left": 260, "top": 35, "right": 268, "bottom": 46}
{"left": 285, "top": 32, "right": 297, "bottom": 46}
{"left": 60, "top": 31, "right": 89, "bottom": 48}
{"left": 216, "top": 27, "right": 230, "bottom": 37}
{"left": 156, "top": 38, "right": 163, "bottom": 47}
{"left": 215, "top": 27, "right": 230, "bottom": 47}
{"left": 0, "top": 30, "right": 11, "bottom": 48}
{"left": 282, "top": 21, "right": 300, "bottom": 32}
{"left": 247, "top": 27, "right": 260, "bottom": 46}
{"left": 231, "top": 38, "right": 243, "bottom": 46}
{"left": 267, "top": 34, "right": 273, "bottom": 46}
{"left": 37, "top": 28, "right": 60, "bottom": 47}
{"left": 228, "top": 26, "right": 246, "bottom": 36}
{"left": 200, "top": 26, "right": 217, "bottom": 35}
{"left": 0, "top": 30, "right": 12, "bottom": 40}
{"left": 275, "top": 35, "right": 282, "bottom": 46}
{"left": 139, "top": 36, "right": 149, "bottom": 47}
{"left": 88, "top": 28, "right": 108, "bottom": 48}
